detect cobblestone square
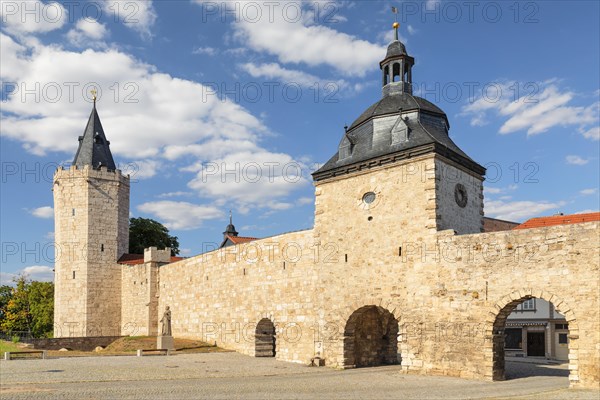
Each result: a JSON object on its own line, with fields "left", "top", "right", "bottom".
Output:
{"left": 1, "top": 353, "right": 598, "bottom": 399}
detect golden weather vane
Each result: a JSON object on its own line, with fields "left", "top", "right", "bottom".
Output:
{"left": 91, "top": 88, "right": 97, "bottom": 104}
{"left": 391, "top": 6, "right": 400, "bottom": 41}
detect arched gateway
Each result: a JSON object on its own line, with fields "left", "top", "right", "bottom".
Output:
{"left": 343, "top": 306, "right": 399, "bottom": 368}
{"left": 255, "top": 318, "right": 276, "bottom": 357}
{"left": 487, "top": 290, "right": 578, "bottom": 383}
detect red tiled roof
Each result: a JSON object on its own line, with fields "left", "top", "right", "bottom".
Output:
{"left": 513, "top": 212, "right": 600, "bottom": 230}
{"left": 117, "top": 253, "right": 184, "bottom": 265}
{"left": 227, "top": 235, "right": 258, "bottom": 245}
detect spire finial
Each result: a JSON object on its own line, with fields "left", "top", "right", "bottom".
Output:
{"left": 391, "top": 6, "right": 399, "bottom": 41}
{"left": 91, "top": 88, "right": 97, "bottom": 106}
{"left": 229, "top": 210, "right": 232, "bottom": 225}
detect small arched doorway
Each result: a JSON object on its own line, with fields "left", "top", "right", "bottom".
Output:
{"left": 343, "top": 305, "right": 399, "bottom": 368}
{"left": 255, "top": 318, "right": 276, "bottom": 357}
{"left": 490, "top": 293, "right": 575, "bottom": 382}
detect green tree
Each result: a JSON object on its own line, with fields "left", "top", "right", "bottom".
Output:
{"left": 129, "top": 217, "right": 180, "bottom": 256}
{"left": 27, "top": 281, "right": 54, "bottom": 338}
{"left": 0, "top": 276, "right": 54, "bottom": 338}
{"left": 0, "top": 275, "right": 31, "bottom": 334}
{"left": 0, "top": 285, "right": 12, "bottom": 320}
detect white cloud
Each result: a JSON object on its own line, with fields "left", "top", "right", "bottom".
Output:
{"left": 575, "top": 209, "right": 599, "bottom": 214}
{"left": 243, "top": 62, "right": 346, "bottom": 89}
{"left": 66, "top": 18, "right": 108, "bottom": 47}
{"left": 211, "top": 2, "right": 385, "bottom": 77}
{"left": 193, "top": 46, "right": 217, "bottom": 56}
{"left": 407, "top": 25, "right": 417, "bottom": 35}
{"left": 582, "top": 126, "right": 600, "bottom": 141}
{"left": 484, "top": 185, "right": 518, "bottom": 196}
{"left": 157, "top": 191, "right": 193, "bottom": 199}
{"left": 566, "top": 155, "right": 590, "bottom": 165}
{"left": 127, "top": 159, "right": 161, "bottom": 180}
{"left": 580, "top": 188, "right": 598, "bottom": 196}
{"left": 485, "top": 199, "right": 566, "bottom": 222}
{"left": 460, "top": 81, "right": 599, "bottom": 139}
{"left": 0, "top": 32, "right": 268, "bottom": 158}
{"left": 137, "top": 201, "right": 223, "bottom": 230}
{"left": 101, "top": 1, "right": 157, "bottom": 39}
{"left": 30, "top": 206, "right": 54, "bottom": 219}
{"left": 23, "top": 265, "right": 54, "bottom": 281}
{"left": 187, "top": 151, "right": 310, "bottom": 211}
{"left": 0, "top": 0, "right": 67, "bottom": 35}
{"left": 296, "top": 197, "right": 313, "bottom": 206}
{"left": 0, "top": 32, "right": 28, "bottom": 80}
{"left": 0, "top": 266, "right": 54, "bottom": 285}
{"left": 1, "top": 31, "right": 309, "bottom": 216}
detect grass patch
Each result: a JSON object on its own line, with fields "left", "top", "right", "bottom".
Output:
{"left": 0, "top": 340, "right": 25, "bottom": 355}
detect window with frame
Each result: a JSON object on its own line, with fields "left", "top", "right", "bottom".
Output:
{"left": 558, "top": 333, "right": 568, "bottom": 344}
{"left": 521, "top": 298, "right": 535, "bottom": 310}
{"left": 504, "top": 328, "right": 522, "bottom": 349}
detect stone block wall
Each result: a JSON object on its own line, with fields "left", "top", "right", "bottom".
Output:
{"left": 434, "top": 156, "right": 484, "bottom": 234}
{"left": 53, "top": 165, "right": 129, "bottom": 337}
{"left": 158, "top": 230, "right": 320, "bottom": 363}
{"left": 120, "top": 248, "right": 164, "bottom": 336}
{"left": 155, "top": 214, "right": 598, "bottom": 388}
{"left": 30, "top": 336, "right": 123, "bottom": 351}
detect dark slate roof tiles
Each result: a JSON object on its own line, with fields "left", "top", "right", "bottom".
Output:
{"left": 72, "top": 105, "right": 117, "bottom": 170}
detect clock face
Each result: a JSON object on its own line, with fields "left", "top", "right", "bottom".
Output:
{"left": 362, "top": 192, "right": 376, "bottom": 204}
{"left": 454, "top": 184, "right": 468, "bottom": 208}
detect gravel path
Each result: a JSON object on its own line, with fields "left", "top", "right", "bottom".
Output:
{"left": 1, "top": 353, "right": 597, "bottom": 399}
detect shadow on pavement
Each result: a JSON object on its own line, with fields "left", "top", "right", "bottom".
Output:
{"left": 505, "top": 361, "right": 569, "bottom": 380}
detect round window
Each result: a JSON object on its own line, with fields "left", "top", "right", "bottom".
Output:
{"left": 362, "top": 192, "right": 376, "bottom": 204}
{"left": 454, "top": 184, "right": 468, "bottom": 208}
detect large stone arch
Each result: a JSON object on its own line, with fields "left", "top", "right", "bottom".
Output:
{"left": 342, "top": 304, "right": 400, "bottom": 368}
{"left": 484, "top": 289, "right": 579, "bottom": 385}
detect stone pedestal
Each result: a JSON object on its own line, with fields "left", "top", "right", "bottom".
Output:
{"left": 157, "top": 335, "right": 174, "bottom": 350}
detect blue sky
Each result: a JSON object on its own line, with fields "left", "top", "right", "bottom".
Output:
{"left": 1, "top": 0, "right": 599, "bottom": 283}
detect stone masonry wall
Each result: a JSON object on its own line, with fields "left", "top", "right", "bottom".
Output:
{"left": 158, "top": 230, "right": 320, "bottom": 363}
{"left": 53, "top": 166, "right": 90, "bottom": 338}
{"left": 121, "top": 264, "right": 152, "bottom": 337}
{"left": 53, "top": 165, "right": 128, "bottom": 337}
{"left": 434, "top": 156, "right": 484, "bottom": 234}
{"left": 151, "top": 155, "right": 599, "bottom": 388}
{"left": 120, "top": 248, "right": 163, "bottom": 337}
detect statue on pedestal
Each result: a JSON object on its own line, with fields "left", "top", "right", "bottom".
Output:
{"left": 160, "top": 306, "right": 172, "bottom": 336}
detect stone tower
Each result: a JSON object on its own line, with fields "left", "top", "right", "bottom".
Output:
{"left": 312, "top": 23, "right": 485, "bottom": 254}
{"left": 53, "top": 99, "right": 129, "bottom": 337}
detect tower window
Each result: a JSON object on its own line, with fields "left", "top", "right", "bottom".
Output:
{"left": 72, "top": 271, "right": 75, "bottom": 279}
{"left": 72, "top": 208, "right": 75, "bottom": 216}
{"left": 101, "top": 244, "right": 104, "bottom": 252}
{"left": 393, "top": 63, "right": 401, "bottom": 82}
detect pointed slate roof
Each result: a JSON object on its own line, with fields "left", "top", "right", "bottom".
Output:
{"left": 73, "top": 104, "right": 117, "bottom": 170}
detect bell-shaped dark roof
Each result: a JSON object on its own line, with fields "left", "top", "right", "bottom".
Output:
{"left": 385, "top": 40, "right": 407, "bottom": 58}
{"left": 347, "top": 93, "right": 447, "bottom": 131}
{"left": 222, "top": 212, "right": 238, "bottom": 237}
{"left": 313, "top": 93, "right": 484, "bottom": 181}
{"left": 72, "top": 104, "right": 116, "bottom": 170}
